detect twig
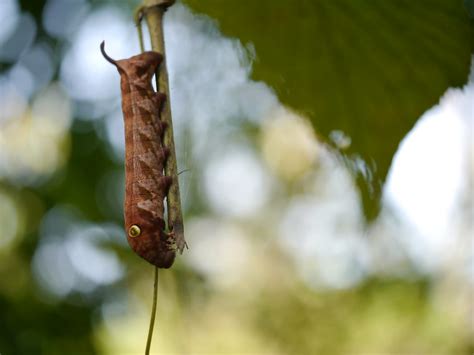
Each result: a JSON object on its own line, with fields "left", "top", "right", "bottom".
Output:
{"left": 145, "top": 266, "right": 159, "bottom": 355}
{"left": 141, "top": 0, "right": 187, "bottom": 253}
{"left": 134, "top": 6, "right": 146, "bottom": 53}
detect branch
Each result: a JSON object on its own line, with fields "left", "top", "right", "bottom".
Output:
{"left": 141, "top": 0, "right": 186, "bottom": 253}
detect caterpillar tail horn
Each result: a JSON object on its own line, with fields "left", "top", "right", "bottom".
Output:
{"left": 100, "top": 41, "right": 117, "bottom": 65}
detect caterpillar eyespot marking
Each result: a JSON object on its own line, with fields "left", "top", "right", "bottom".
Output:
{"left": 128, "top": 225, "right": 142, "bottom": 238}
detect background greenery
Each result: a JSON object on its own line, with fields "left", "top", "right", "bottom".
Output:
{"left": 0, "top": 0, "right": 472, "bottom": 354}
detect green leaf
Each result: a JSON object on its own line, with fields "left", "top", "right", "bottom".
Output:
{"left": 184, "top": 0, "right": 474, "bottom": 219}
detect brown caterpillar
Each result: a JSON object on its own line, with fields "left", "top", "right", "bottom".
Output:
{"left": 100, "top": 41, "right": 176, "bottom": 268}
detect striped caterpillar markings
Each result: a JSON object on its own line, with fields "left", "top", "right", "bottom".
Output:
{"left": 100, "top": 41, "right": 176, "bottom": 268}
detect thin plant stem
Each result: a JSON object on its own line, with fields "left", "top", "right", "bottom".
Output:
{"left": 142, "top": 0, "right": 186, "bottom": 253}
{"left": 145, "top": 267, "right": 159, "bottom": 355}
{"left": 134, "top": 6, "right": 145, "bottom": 53}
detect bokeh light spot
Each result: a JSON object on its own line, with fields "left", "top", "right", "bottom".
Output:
{"left": 0, "top": 0, "right": 20, "bottom": 47}
{"left": 261, "top": 108, "right": 319, "bottom": 181}
{"left": 204, "top": 145, "right": 269, "bottom": 218}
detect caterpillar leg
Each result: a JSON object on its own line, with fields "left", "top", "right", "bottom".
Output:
{"left": 159, "top": 176, "right": 173, "bottom": 194}
{"left": 162, "top": 147, "right": 170, "bottom": 161}
{"left": 159, "top": 230, "right": 178, "bottom": 252}
{"left": 154, "top": 92, "right": 167, "bottom": 111}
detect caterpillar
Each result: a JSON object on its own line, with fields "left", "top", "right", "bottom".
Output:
{"left": 100, "top": 41, "right": 176, "bottom": 268}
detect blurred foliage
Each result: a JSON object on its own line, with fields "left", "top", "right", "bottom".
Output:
{"left": 0, "top": 132, "right": 107, "bottom": 354}
{"left": 39, "top": 120, "right": 118, "bottom": 220}
{"left": 251, "top": 279, "right": 461, "bottom": 354}
{"left": 466, "top": 0, "right": 474, "bottom": 18}
{"left": 185, "top": 0, "right": 474, "bottom": 219}
{"left": 0, "top": 293, "right": 96, "bottom": 354}
{"left": 0, "top": 0, "right": 472, "bottom": 354}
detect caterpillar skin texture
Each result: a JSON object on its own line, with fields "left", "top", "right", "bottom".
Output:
{"left": 101, "top": 42, "right": 175, "bottom": 268}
